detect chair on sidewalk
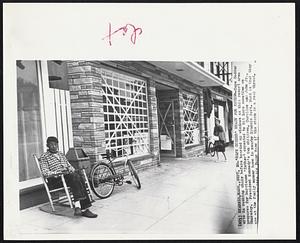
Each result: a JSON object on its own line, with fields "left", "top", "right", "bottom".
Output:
{"left": 33, "top": 154, "right": 93, "bottom": 212}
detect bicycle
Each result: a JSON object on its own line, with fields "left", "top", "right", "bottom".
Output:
{"left": 204, "top": 135, "right": 227, "bottom": 160}
{"left": 90, "top": 149, "right": 141, "bottom": 199}
{"left": 204, "top": 135, "right": 217, "bottom": 157}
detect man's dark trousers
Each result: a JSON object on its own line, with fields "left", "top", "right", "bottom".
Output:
{"left": 47, "top": 172, "right": 92, "bottom": 210}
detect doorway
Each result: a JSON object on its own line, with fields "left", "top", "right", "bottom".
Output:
{"left": 156, "top": 82, "right": 179, "bottom": 157}
{"left": 158, "top": 100, "right": 176, "bottom": 156}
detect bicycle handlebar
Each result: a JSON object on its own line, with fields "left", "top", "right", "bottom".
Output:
{"left": 101, "top": 148, "right": 131, "bottom": 162}
{"left": 102, "top": 137, "right": 137, "bottom": 162}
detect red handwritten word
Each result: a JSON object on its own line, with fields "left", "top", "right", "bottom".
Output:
{"left": 102, "top": 23, "right": 143, "bottom": 46}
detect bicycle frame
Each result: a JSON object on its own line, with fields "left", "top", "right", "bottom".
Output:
{"left": 90, "top": 147, "right": 142, "bottom": 199}
{"left": 204, "top": 134, "right": 222, "bottom": 156}
{"left": 101, "top": 149, "right": 131, "bottom": 186}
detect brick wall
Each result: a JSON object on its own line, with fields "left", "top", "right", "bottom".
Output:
{"left": 199, "top": 88, "right": 206, "bottom": 145}
{"left": 184, "top": 145, "right": 206, "bottom": 157}
{"left": 147, "top": 79, "right": 160, "bottom": 164}
{"left": 67, "top": 61, "right": 105, "bottom": 167}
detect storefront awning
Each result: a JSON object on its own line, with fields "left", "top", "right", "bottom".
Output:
{"left": 149, "top": 61, "right": 225, "bottom": 87}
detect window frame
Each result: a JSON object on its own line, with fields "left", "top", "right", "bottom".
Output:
{"left": 210, "top": 62, "right": 232, "bottom": 85}
{"left": 17, "top": 61, "right": 45, "bottom": 182}
{"left": 18, "top": 60, "right": 73, "bottom": 187}
{"left": 100, "top": 67, "right": 151, "bottom": 158}
{"left": 182, "top": 91, "right": 201, "bottom": 147}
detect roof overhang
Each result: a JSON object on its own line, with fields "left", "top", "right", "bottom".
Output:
{"left": 148, "top": 61, "right": 225, "bottom": 87}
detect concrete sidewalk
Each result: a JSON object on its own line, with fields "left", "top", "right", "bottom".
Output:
{"left": 17, "top": 146, "right": 240, "bottom": 239}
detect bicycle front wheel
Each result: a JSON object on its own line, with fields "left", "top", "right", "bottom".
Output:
{"left": 91, "top": 162, "right": 115, "bottom": 199}
{"left": 209, "top": 142, "right": 215, "bottom": 157}
{"left": 127, "top": 160, "right": 141, "bottom": 189}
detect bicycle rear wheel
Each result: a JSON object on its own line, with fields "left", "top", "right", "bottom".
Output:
{"left": 90, "top": 162, "right": 115, "bottom": 199}
{"left": 127, "top": 160, "right": 141, "bottom": 189}
{"left": 208, "top": 142, "right": 215, "bottom": 157}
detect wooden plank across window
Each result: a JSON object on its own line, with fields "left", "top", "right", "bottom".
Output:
{"left": 101, "top": 68, "right": 150, "bottom": 158}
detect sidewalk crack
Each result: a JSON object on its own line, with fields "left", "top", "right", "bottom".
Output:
{"left": 144, "top": 187, "right": 206, "bottom": 231}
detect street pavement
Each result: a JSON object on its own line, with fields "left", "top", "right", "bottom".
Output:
{"left": 16, "top": 146, "right": 240, "bottom": 239}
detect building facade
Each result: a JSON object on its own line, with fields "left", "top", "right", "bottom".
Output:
{"left": 17, "top": 60, "right": 233, "bottom": 209}
{"left": 200, "top": 62, "right": 233, "bottom": 145}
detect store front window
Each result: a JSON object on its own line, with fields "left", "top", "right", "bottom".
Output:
{"left": 101, "top": 68, "right": 149, "bottom": 158}
{"left": 17, "top": 61, "right": 43, "bottom": 182}
{"left": 183, "top": 92, "right": 200, "bottom": 146}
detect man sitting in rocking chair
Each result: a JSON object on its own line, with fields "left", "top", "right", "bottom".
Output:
{"left": 40, "top": 136, "right": 98, "bottom": 218}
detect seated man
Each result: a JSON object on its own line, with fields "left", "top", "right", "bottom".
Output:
{"left": 40, "top": 136, "right": 98, "bottom": 218}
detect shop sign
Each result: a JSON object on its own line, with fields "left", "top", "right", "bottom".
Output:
{"left": 215, "top": 95, "right": 225, "bottom": 101}
{"left": 211, "top": 91, "right": 227, "bottom": 102}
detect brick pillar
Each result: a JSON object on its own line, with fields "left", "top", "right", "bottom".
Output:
{"left": 67, "top": 61, "right": 105, "bottom": 165}
{"left": 199, "top": 88, "right": 206, "bottom": 146}
{"left": 178, "top": 89, "right": 186, "bottom": 157}
{"left": 147, "top": 79, "right": 160, "bottom": 164}
{"left": 173, "top": 93, "right": 183, "bottom": 158}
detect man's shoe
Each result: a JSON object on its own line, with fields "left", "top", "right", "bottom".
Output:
{"left": 82, "top": 209, "right": 98, "bottom": 218}
{"left": 74, "top": 207, "right": 82, "bottom": 216}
